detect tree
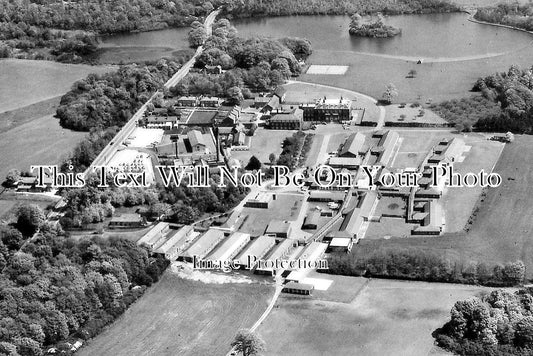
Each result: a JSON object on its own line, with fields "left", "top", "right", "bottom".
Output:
{"left": 171, "top": 204, "right": 199, "bottom": 224}
{"left": 408, "top": 69, "right": 417, "bottom": 78}
{"left": 382, "top": 83, "right": 398, "bottom": 104}
{"left": 268, "top": 153, "right": 277, "bottom": 165}
{"left": 231, "top": 330, "right": 265, "bottom": 356}
{"left": 245, "top": 156, "right": 262, "bottom": 171}
{"left": 5, "top": 169, "right": 21, "bottom": 187}
{"left": 188, "top": 26, "right": 207, "bottom": 48}
{"left": 227, "top": 86, "right": 244, "bottom": 105}
{"left": 16, "top": 204, "right": 45, "bottom": 235}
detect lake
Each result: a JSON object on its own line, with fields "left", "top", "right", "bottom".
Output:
{"left": 99, "top": 13, "right": 533, "bottom": 63}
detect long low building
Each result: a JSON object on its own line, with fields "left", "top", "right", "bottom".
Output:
{"left": 285, "top": 242, "right": 329, "bottom": 282}
{"left": 207, "top": 232, "right": 250, "bottom": 263}
{"left": 154, "top": 225, "right": 196, "bottom": 261}
{"left": 180, "top": 229, "right": 226, "bottom": 262}
{"left": 254, "top": 239, "right": 296, "bottom": 275}
{"left": 235, "top": 235, "right": 277, "bottom": 269}
{"left": 137, "top": 222, "right": 171, "bottom": 250}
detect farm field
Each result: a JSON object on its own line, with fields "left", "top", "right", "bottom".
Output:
{"left": 0, "top": 114, "right": 86, "bottom": 180}
{"left": 353, "top": 135, "right": 533, "bottom": 278}
{"left": 259, "top": 275, "right": 487, "bottom": 356}
{"left": 0, "top": 59, "right": 111, "bottom": 113}
{"left": 78, "top": 270, "right": 273, "bottom": 356}
{"left": 0, "top": 97, "right": 60, "bottom": 134}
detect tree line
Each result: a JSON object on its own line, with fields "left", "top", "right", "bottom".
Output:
{"left": 59, "top": 174, "right": 248, "bottom": 229}
{"left": 326, "top": 248, "right": 526, "bottom": 287}
{"left": 435, "top": 287, "right": 533, "bottom": 355}
{"left": 431, "top": 64, "right": 533, "bottom": 134}
{"left": 220, "top": 0, "right": 459, "bottom": 18}
{"left": 475, "top": 3, "right": 533, "bottom": 32}
{"left": 0, "top": 211, "right": 168, "bottom": 355}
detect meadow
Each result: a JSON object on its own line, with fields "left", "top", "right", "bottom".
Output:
{"left": 78, "top": 271, "right": 273, "bottom": 356}
{"left": 258, "top": 275, "right": 488, "bottom": 356}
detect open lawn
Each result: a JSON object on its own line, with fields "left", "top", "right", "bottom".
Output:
{"left": 298, "top": 41, "right": 533, "bottom": 104}
{"left": 441, "top": 135, "right": 504, "bottom": 232}
{"left": 231, "top": 128, "right": 292, "bottom": 166}
{"left": 0, "top": 200, "right": 16, "bottom": 221}
{"left": 354, "top": 135, "right": 533, "bottom": 278}
{"left": 385, "top": 105, "right": 447, "bottom": 126}
{"left": 259, "top": 275, "right": 487, "bottom": 356}
{"left": 392, "top": 130, "right": 457, "bottom": 169}
{"left": 0, "top": 59, "right": 111, "bottom": 113}
{"left": 0, "top": 114, "right": 86, "bottom": 180}
{"left": 79, "top": 270, "right": 273, "bottom": 356}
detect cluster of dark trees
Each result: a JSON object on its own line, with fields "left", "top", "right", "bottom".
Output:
{"left": 173, "top": 18, "right": 312, "bottom": 98}
{"left": 435, "top": 288, "right": 533, "bottom": 355}
{"left": 475, "top": 3, "right": 533, "bottom": 31}
{"left": 0, "top": 0, "right": 215, "bottom": 62}
{"left": 59, "top": 173, "right": 247, "bottom": 229}
{"left": 0, "top": 208, "right": 168, "bottom": 355}
{"left": 0, "top": 21, "right": 98, "bottom": 62}
{"left": 327, "top": 248, "right": 526, "bottom": 287}
{"left": 56, "top": 58, "right": 188, "bottom": 131}
{"left": 349, "top": 13, "right": 401, "bottom": 38}
{"left": 430, "top": 96, "right": 501, "bottom": 132}
{"left": 221, "top": 0, "right": 459, "bottom": 18}
{"left": 432, "top": 64, "right": 533, "bottom": 133}
{"left": 276, "top": 131, "right": 314, "bottom": 171}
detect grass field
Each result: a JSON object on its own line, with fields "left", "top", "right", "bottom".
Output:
{"left": 385, "top": 105, "right": 447, "bottom": 125}
{"left": 231, "top": 128, "right": 292, "bottom": 166}
{"left": 354, "top": 135, "right": 533, "bottom": 278}
{"left": 0, "top": 59, "right": 111, "bottom": 113}
{"left": 79, "top": 271, "right": 273, "bottom": 356}
{"left": 0, "top": 114, "right": 86, "bottom": 180}
{"left": 0, "top": 97, "right": 61, "bottom": 134}
{"left": 259, "top": 275, "right": 487, "bottom": 356}
{"left": 299, "top": 41, "right": 533, "bottom": 104}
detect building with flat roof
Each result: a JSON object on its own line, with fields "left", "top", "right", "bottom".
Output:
{"left": 154, "top": 225, "right": 196, "bottom": 260}
{"left": 180, "top": 228, "right": 226, "bottom": 262}
{"left": 235, "top": 235, "right": 276, "bottom": 269}
{"left": 302, "top": 210, "right": 321, "bottom": 230}
{"left": 308, "top": 190, "right": 345, "bottom": 203}
{"left": 265, "top": 220, "right": 293, "bottom": 239}
{"left": 207, "top": 232, "right": 250, "bottom": 262}
{"left": 177, "top": 96, "right": 199, "bottom": 107}
{"left": 244, "top": 192, "right": 273, "bottom": 209}
{"left": 108, "top": 214, "right": 146, "bottom": 228}
{"left": 282, "top": 282, "right": 314, "bottom": 295}
{"left": 328, "top": 237, "right": 353, "bottom": 252}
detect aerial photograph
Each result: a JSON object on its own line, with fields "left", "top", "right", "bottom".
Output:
{"left": 2, "top": 0, "right": 533, "bottom": 355}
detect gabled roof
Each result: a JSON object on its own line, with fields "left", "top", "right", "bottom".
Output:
{"left": 187, "top": 130, "right": 205, "bottom": 147}
{"left": 339, "top": 132, "right": 366, "bottom": 157}
{"left": 273, "top": 86, "right": 286, "bottom": 98}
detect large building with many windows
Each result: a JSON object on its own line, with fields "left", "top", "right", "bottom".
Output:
{"left": 301, "top": 97, "right": 352, "bottom": 122}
